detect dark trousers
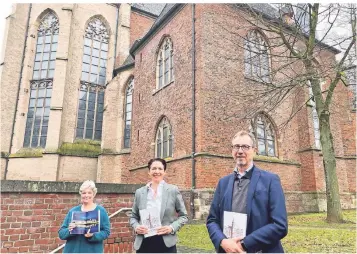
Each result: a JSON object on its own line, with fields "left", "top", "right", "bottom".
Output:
{"left": 136, "top": 235, "right": 177, "bottom": 253}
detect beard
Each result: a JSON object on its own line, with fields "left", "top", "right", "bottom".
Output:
{"left": 236, "top": 158, "right": 247, "bottom": 168}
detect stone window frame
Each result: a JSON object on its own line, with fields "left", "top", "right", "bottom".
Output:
{"left": 123, "top": 77, "right": 134, "bottom": 148}
{"left": 250, "top": 112, "right": 277, "bottom": 157}
{"left": 75, "top": 18, "right": 109, "bottom": 141}
{"left": 23, "top": 11, "right": 59, "bottom": 148}
{"left": 156, "top": 36, "right": 174, "bottom": 90}
{"left": 244, "top": 29, "right": 271, "bottom": 83}
{"left": 155, "top": 117, "right": 173, "bottom": 159}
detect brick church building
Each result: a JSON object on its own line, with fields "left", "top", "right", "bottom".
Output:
{"left": 1, "top": 3, "right": 356, "bottom": 219}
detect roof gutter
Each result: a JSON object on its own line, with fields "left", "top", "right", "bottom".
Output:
{"left": 112, "top": 4, "right": 120, "bottom": 78}
{"left": 130, "top": 4, "right": 184, "bottom": 56}
{"left": 113, "top": 62, "right": 134, "bottom": 75}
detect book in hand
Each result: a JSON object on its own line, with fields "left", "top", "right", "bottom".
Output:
{"left": 70, "top": 210, "right": 100, "bottom": 234}
{"left": 223, "top": 211, "right": 247, "bottom": 238}
{"left": 139, "top": 207, "right": 162, "bottom": 238}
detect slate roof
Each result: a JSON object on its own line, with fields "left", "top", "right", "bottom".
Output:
{"left": 131, "top": 3, "right": 166, "bottom": 17}
{"left": 128, "top": 3, "right": 340, "bottom": 58}
{"left": 122, "top": 54, "right": 134, "bottom": 66}
{"left": 150, "top": 4, "right": 177, "bottom": 29}
{"left": 130, "top": 4, "right": 183, "bottom": 55}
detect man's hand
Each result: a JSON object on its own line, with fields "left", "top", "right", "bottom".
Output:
{"left": 233, "top": 237, "right": 246, "bottom": 253}
{"left": 135, "top": 225, "right": 149, "bottom": 235}
{"left": 220, "top": 237, "right": 246, "bottom": 253}
{"left": 157, "top": 226, "right": 173, "bottom": 235}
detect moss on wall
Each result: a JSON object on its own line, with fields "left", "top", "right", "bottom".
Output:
{"left": 254, "top": 154, "right": 300, "bottom": 165}
{"left": 1, "top": 151, "right": 10, "bottom": 158}
{"left": 101, "top": 148, "right": 116, "bottom": 154}
{"left": 74, "top": 139, "right": 101, "bottom": 146}
{"left": 9, "top": 148, "right": 43, "bottom": 158}
{"left": 57, "top": 140, "right": 101, "bottom": 157}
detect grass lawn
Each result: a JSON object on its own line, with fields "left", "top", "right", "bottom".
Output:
{"left": 177, "top": 210, "right": 356, "bottom": 253}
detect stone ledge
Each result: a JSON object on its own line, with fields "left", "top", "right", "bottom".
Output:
{"left": 0, "top": 180, "right": 143, "bottom": 194}
{"left": 129, "top": 152, "right": 300, "bottom": 171}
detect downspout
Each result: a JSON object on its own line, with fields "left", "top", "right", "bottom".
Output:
{"left": 4, "top": 3, "right": 32, "bottom": 179}
{"left": 190, "top": 3, "right": 196, "bottom": 219}
{"left": 112, "top": 3, "right": 120, "bottom": 78}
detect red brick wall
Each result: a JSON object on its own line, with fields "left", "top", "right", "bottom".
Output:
{"left": 130, "top": 11, "right": 156, "bottom": 47}
{"left": 345, "top": 158, "right": 356, "bottom": 193}
{"left": 128, "top": 158, "right": 192, "bottom": 189}
{"left": 125, "top": 5, "right": 194, "bottom": 182}
{"left": 124, "top": 4, "right": 355, "bottom": 202}
{"left": 1, "top": 193, "right": 134, "bottom": 253}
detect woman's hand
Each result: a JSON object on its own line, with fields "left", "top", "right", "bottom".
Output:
{"left": 68, "top": 222, "right": 76, "bottom": 232}
{"left": 157, "top": 226, "right": 173, "bottom": 235}
{"left": 135, "top": 225, "right": 149, "bottom": 235}
{"left": 84, "top": 228, "right": 94, "bottom": 238}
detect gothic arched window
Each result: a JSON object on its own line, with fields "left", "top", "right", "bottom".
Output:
{"left": 23, "top": 12, "right": 59, "bottom": 148}
{"left": 253, "top": 114, "right": 276, "bottom": 156}
{"left": 157, "top": 37, "right": 174, "bottom": 89}
{"left": 155, "top": 117, "right": 173, "bottom": 158}
{"left": 123, "top": 78, "right": 134, "bottom": 148}
{"left": 76, "top": 18, "right": 109, "bottom": 140}
{"left": 244, "top": 30, "right": 271, "bottom": 83}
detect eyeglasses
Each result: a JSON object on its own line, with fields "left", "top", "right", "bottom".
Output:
{"left": 231, "top": 144, "right": 252, "bottom": 151}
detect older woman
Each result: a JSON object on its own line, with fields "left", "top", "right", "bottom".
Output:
{"left": 130, "top": 158, "right": 188, "bottom": 253}
{"left": 58, "top": 180, "right": 110, "bottom": 253}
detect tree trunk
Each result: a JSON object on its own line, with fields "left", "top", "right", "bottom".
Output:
{"left": 319, "top": 111, "right": 343, "bottom": 223}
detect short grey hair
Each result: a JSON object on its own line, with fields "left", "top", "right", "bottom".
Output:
{"left": 79, "top": 180, "right": 97, "bottom": 196}
{"left": 232, "top": 130, "right": 256, "bottom": 147}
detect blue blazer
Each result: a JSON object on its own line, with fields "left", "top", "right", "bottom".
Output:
{"left": 206, "top": 166, "right": 288, "bottom": 253}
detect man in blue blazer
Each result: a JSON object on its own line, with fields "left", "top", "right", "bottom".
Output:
{"left": 207, "top": 131, "right": 288, "bottom": 253}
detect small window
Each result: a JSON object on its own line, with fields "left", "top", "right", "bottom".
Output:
{"left": 155, "top": 117, "right": 173, "bottom": 158}
{"left": 123, "top": 78, "right": 134, "bottom": 148}
{"left": 156, "top": 37, "right": 174, "bottom": 89}
{"left": 251, "top": 113, "right": 277, "bottom": 156}
{"left": 244, "top": 30, "right": 271, "bottom": 83}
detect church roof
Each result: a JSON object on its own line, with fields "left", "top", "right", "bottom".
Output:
{"left": 130, "top": 3, "right": 340, "bottom": 56}
{"left": 130, "top": 4, "right": 183, "bottom": 55}
{"left": 150, "top": 4, "right": 177, "bottom": 29}
{"left": 131, "top": 3, "right": 166, "bottom": 17}
{"left": 114, "top": 55, "right": 135, "bottom": 75}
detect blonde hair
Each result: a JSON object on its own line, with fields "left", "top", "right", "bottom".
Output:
{"left": 232, "top": 130, "right": 256, "bottom": 147}
{"left": 79, "top": 180, "right": 97, "bottom": 196}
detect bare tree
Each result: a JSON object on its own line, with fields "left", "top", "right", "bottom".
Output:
{"left": 207, "top": 3, "right": 356, "bottom": 222}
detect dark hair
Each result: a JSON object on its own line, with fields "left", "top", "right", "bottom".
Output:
{"left": 148, "top": 158, "right": 167, "bottom": 171}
